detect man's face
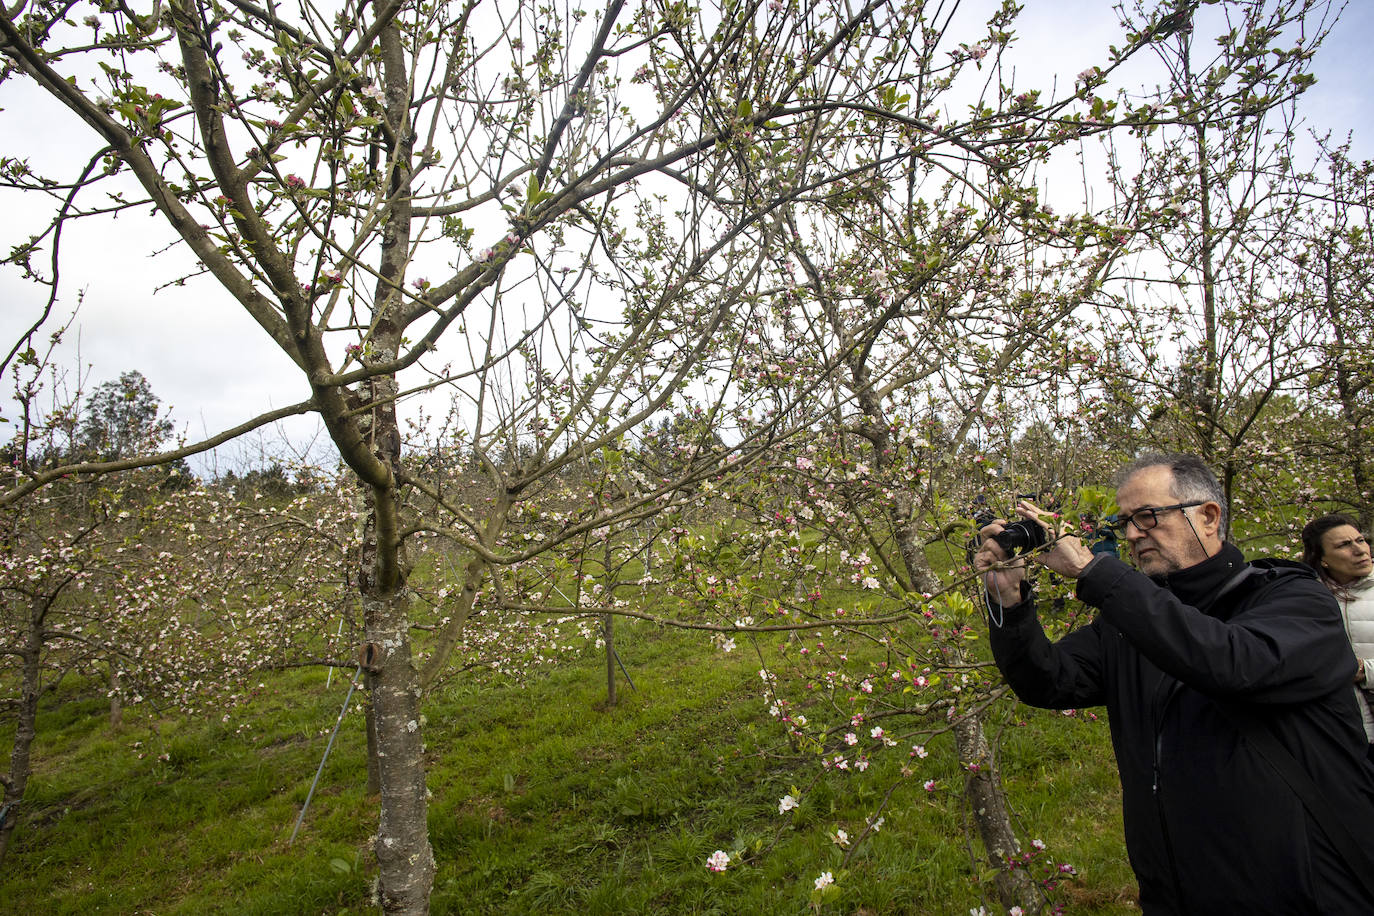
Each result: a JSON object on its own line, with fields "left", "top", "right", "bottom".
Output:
{"left": 1115, "top": 466, "right": 1220, "bottom": 576}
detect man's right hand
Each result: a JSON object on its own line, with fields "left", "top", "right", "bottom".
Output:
{"left": 973, "top": 519, "right": 1026, "bottom": 606}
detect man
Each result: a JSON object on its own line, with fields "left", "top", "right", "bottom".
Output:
{"left": 975, "top": 453, "right": 1374, "bottom": 914}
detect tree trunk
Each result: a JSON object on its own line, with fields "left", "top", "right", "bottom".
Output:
{"left": 109, "top": 665, "right": 123, "bottom": 729}
{"left": 886, "top": 457, "right": 1039, "bottom": 912}
{"left": 955, "top": 713, "right": 1039, "bottom": 912}
{"left": 1192, "top": 118, "right": 1221, "bottom": 462}
{"left": 365, "top": 675, "right": 382, "bottom": 796}
{"left": 354, "top": 19, "right": 432, "bottom": 903}
{"left": 603, "top": 612, "right": 617, "bottom": 706}
{"left": 831, "top": 363, "right": 1039, "bottom": 912}
{"left": 364, "top": 594, "right": 434, "bottom": 914}
{"left": 354, "top": 412, "right": 434, "bottom": 910}
{"left": 0, "top": 602, "right": 44, "bottom": 865}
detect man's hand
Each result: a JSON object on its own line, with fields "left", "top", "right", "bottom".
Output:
{"left": 973, "top": 519, "right": 1026, "bottom": 606}
{"left": 1014, "top": 500, "right": 1096, "bottom": 578}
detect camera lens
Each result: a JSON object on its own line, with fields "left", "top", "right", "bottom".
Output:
{"left": 993, "top": 519, "right": 1046, "bottom": 556}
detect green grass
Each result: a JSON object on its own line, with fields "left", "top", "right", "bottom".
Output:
{"left": 1, "top": 622, "right": 1135, "bottom": 915}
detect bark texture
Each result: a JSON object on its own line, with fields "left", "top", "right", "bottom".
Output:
{"left": 0, "top": 598, "right": 44, "bottom": 865}
{"left": 363, "top": 598, "right": 435, "bottom": 914}
{"left": 955, "top": 714, "right": 1035, "bottom": 911}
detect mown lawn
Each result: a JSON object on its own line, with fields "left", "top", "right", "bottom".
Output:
{"left": 1, "top": 620, "right": 1136, "bottom": 914}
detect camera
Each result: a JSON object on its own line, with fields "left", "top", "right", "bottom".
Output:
{"left": 966, "top": 513, "right": 1047, "bottom": 565}
{"left": 992, "top": 518, "right": 1047, "bottom": 556}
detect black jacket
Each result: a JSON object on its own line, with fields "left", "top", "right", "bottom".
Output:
{"left": 989, "top": 544, "right": 1374, "bottom": 915}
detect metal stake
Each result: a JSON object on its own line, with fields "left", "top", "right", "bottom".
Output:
{"left": 290, "top": 663, "right": 362, "bottom": 845}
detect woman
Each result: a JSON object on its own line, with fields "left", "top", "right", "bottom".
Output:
{"left": 1301, "top": 513, "right": 1374, "bottom": 751}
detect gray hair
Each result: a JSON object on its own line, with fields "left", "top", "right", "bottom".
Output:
{"left": 1115, "top": 452, "right": 1228, "bottom": 537}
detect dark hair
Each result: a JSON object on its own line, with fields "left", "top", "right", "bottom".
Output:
{"left": 1115, "top": 452, "right": 1228, "bottom": 536}
{"left": 1300, "top": 513, "right": 1360, "bottom": 570}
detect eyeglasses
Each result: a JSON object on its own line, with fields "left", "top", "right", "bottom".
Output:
{"left": 1111, "top": 501, "right": 1205, "bottom": 534}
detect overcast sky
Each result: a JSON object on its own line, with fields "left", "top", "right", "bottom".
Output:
{"left": 1, "top": 0, "right": 1369, "bottom": 476}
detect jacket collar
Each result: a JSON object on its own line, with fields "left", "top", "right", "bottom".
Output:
{"left": 1332, "top": 570, "right": 1374, "bottom": 596}
{"left": 1151, "top": 541, "right": 1247, "bottom": 611}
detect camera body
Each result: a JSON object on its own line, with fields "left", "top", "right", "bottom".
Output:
{"left": 966, "top": 509, "right": 1047, "bottom": 565}
{"left": 991, "top": 518, "right": 1047, "bottom": 556}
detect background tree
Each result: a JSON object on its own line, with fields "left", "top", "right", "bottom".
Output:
{"left": 1088, "top": 0, "right": 1335, "bottom": 519}
{"left": 74, "top": 371, "right": 172, "bottom": 462}
{"left": 1287, "top": 143, "right": 1374, "bottom": 529}
{"left": 0, "top": 462, "right": 357, "bottom": 864}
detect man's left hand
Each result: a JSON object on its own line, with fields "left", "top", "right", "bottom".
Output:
{"left": 1015, "top": 501, "right": 1096, "bottom": 579}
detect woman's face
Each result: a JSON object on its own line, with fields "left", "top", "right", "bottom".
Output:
{"left": 1319, "top": 524, "right": 1373, "bottom": 585}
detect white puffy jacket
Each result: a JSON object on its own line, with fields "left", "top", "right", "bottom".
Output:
{"left": 1335, "top": 572, "right": 1374, "bottom": 741}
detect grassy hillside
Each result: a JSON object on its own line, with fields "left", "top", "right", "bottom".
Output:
{"left": 0, "top": 621, "right": 1137, "bottom": 914}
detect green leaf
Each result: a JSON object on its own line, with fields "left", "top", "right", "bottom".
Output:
{"left": 524, "top": 174, "right": 551, "bottom": 207}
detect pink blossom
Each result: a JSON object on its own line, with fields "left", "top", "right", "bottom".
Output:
{"left": 706, "top": 850, "right": 730, "bottom": 872}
